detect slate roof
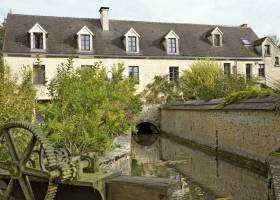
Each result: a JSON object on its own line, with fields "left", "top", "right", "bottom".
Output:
{"left": 3, "top": 13, "right": 261, "bottom": 58}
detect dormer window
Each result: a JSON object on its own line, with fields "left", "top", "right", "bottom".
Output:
{"left": 28, "top": 23, "right": 47, "bottom": 51}
{"left": 81, "top": 34, "right": 90, "bottom": 51}
{"left": 168, "top": 38, "right": 177, "bottom": 54}
{"left": 124, "top": 28, "right": 140, "bottom": 53}
{"left": 128, "top": 36, "right": 137, "bottom": 52}
{"left": 213, "top": 34, "right": 221, "bottom": 46}
{"left": 77, "top": 26, "right": 94, "bottom": 53}
{"left": 210, "top": 27, "right": 223, "bottom": 47}
{"left": 264, "top": 45, "right": 271, "bottom": 56}
{"left": 164, "top": 30, "right": 179, "bottom": 55}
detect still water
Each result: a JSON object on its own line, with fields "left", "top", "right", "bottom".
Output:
{"left": 131, "top": 135, "right": 268, "bottom": 200}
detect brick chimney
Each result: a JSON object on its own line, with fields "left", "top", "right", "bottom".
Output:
{"left": 99, "top": 7, "right": 110, "bottom": 31}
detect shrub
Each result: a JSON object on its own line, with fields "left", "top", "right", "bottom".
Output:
{"left": 142, "top": 75, "right": 183, "bottom": 104}
{"left": 180, "top": 59, "right": 257, "bottom": 100}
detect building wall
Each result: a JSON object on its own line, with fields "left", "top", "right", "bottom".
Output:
{"left": 3, "top": 56, "right": 264, "bottom": 100}
{"left": 262, "top": 39, "right": 280, "bottom": 87}
{"left": 160, "top": 108, "right": 280, "bottom": 163}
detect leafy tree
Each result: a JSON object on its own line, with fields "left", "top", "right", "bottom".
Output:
{"left": 0, "top": 22, "right": 5, "bottom": 53}
{"left": 0, "top": 61, "right": 36, "bottom": 160}
{"left": 142, "top": 75, "right": 183, "bottom": 104}
{"left": 39, "top": 58, "right": 142, "bottom": 155}
{"left": 180, "top": 59, "right": 257, "bottom": 101}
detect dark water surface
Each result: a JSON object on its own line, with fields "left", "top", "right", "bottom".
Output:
{"left": 132, "top": 135, "right": 268, "bottom": 200}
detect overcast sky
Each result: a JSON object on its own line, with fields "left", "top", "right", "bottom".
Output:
{"left": 0, "top": 0, "right": 279, "bottom": 38}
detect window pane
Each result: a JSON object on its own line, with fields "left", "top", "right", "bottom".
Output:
{"left": 128, "top": 36, "right": 137, "bottom": 52}
{"left": 276, "top": 57, "right": 280, "bottom": 65}
{"left": 168, "top": 38, "right": 177, "bottom": 53}
{"left": 33, "top": 65, "right": 45, "bottom": 85}
{"left": 128, "top": 66, "right": 139, "bottom": 82}
{"left": 214, "top": 34, "right": 221, "bottom": 46}
{"left": 81, "top": 35, "right": 90, "bottom": 51}
{"left": 169, "top": 66, "right": 179, "bottom": 82}
{"left": 246, "top": 64, "right": 252, "bottom": 79}
{"left": 258, "top": 64, "right": 265, "bottom": 77}
{"left": 34, "top": 33, "right": 43, "bottom": 49}
{"left": 224, "top": 63, "right": 231, "bottom": 75}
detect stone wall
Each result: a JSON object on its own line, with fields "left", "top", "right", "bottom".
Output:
{"left": 160, "top": 96, "right": 280, "bottom": 164}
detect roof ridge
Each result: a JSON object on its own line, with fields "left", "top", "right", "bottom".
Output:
{"left": 8, "top": 13, "right": 251, "bottom": 29}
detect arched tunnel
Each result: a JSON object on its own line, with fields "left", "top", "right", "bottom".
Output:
{"left": 132, "top": 122, "right": 160, "bottom": 146}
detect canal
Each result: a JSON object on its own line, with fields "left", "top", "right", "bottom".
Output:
{"left": 132, "top": 133, "right": 268, "bottom": 200}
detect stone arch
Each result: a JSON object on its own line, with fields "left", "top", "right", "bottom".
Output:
{"left": 132, "top": 122, "right": 160, "bottom": 146}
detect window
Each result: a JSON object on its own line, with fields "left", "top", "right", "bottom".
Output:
{"left": 169, "top": 67, "right": 179, "bottom": 82}
{"left": 224, "top": 63, "right": 231, "bottom": 75}
{"left": 33, "top": 65, "right": 46, "bottom": 85}
{"left": 275, "top": 57, "right": 280, "bottom": 66}
{"left": 81, "top": 65, "right": 93, "bottom": 70}
{"left": 33, "top": 33, "right": 43, "bottom": 49}
{"left": 168, "top": 38, "right": 177, "bottom": 54}
{"left": 128, "top": 36, "right": 137, "bottom": 52}
{"left": 258, "top": 64, "right": 265, "bottom": 78}
{"left": 246, "top": 64, "right": 252, "bottom": 79}
{"left": 81, "top": 34, "right": 90, "bottom": 51}
{"left": 213, "top": 34, "right": 221, "bottom": 47}
{"left": 241, "top": 38, "right": 251, "bottom": 46}
{"left": 264, "top": 45, "right": 271, "bottom": 56}
{"left": 128, "top": 66, "right": 139, "bottom": 82}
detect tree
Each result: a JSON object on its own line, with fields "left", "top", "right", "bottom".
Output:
{"left": 0, "top": 62, "right": 36, "bottom": 160}
{"left": 39, "top": 58, "right": 142, "bottom": 155}
{"left": 0, "top": 22, "right": 5, "bottom": 53}
{"left": 180, "top": 59, "right": 257, "bottom": 101}
{"left": 142, "top": 75, "right": 183, "bottom": 104}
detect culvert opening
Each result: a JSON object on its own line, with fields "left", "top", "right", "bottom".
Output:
{"left": 132, "top": 122, "right": 160, "bottom": 146}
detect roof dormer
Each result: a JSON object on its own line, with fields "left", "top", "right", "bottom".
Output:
{"left": 28, "top": 23, "right": 47, "bottom": 52}
{"left": 124, "top": 28, "right": 140, "bottom": 53}
{"left": 210, "top": 27, "right": 223, "bottom": 47}
{"left": 164, "top": 30, "right": 180, "bottom": 55}
{"left": 76, "top": 26, "right": 94, "bottom": 53}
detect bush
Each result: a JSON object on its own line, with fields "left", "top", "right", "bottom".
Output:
{"left": 142, "top": 75, "right": 183, "bottom": 104}
{"left": 180, "top": 59, "right": 257, "bottom": 100}
{"left": 39, "top": 58, "right": 142, "bottom": 155}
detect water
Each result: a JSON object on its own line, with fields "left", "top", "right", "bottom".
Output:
{"left": 132, "top": 135, "right": 268, "bottom": 200}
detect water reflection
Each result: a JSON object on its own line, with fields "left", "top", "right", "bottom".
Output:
{"left": 131, "top": 159, "right": 216, "bottom": 199}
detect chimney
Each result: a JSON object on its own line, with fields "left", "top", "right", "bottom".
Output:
{"left": 99, "top": 7, "right": 110, "bottom": 31}
{"left": 240, "top": 24, "right": 248, "bottom": 28}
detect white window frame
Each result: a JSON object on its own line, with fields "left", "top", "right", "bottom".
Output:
{"left": 77, "top": 26, "right": 94, "bottom": 53}
{"left": 28, "top": 23, "right": 47, "bottom": 52}
{"left": 211, "top": 27, "right": 223, "bottom": 47}
{"left": 124, "top": 28, "right": 140, "bottom": 53}
{"left": 164, "top": 30, "right": 180, "bottom": 55}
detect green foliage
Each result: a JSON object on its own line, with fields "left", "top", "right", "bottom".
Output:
{"left": 142, "top": 75, "right": 184, "bottom": 104}
{"left": 224, "top": 88, "right": 274, "bottom": 105}
{"left": 0, "top": 61, "right": 36, "bottom": 160}
{"left": 39, "top": 58, "right": 142, "bottom": 155}
{"left": 0, "top": 22, "right": 5, "bottom": 53}
{"left": 180, "top": 59, "right": 257, "bottom": 101}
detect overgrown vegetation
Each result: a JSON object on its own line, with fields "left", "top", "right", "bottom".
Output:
{"left": 141, "top": 75, "right": 183, "bottom": 104}
{"left": 39, "top": 58, "right": 142, "bottom": 155}
{"left": 224, "top": 87, "right": 274, "bottom": 105}
{"left": 0, "top": 22, "right": 5, "bottom": 53}
{"left": 0, "top": 61, "right": 36, "bottom": 160}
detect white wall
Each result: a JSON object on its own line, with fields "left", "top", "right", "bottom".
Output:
{"left": 3, "top": 56, "right": 266, "bottom": 100}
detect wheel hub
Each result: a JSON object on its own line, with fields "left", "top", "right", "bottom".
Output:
{"left": 8, "top": 162, "right": 23, "bottom": 179}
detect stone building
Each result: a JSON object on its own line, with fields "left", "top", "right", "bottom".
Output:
{"left": 2, "top": 7, "right": 280, "bottom": 99}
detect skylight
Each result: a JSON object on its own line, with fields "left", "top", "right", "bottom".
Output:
{"left": 241, "top": 38, "right": 251, "bottom": 45}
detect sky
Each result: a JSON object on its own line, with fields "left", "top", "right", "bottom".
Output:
{"left": 0, "top": 0, "right": 279, "bottom": 38}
